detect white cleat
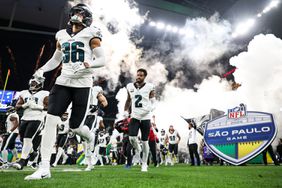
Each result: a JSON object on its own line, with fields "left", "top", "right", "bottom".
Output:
{"left": 141, "top": 164, "right": 148, "bottom": 172}
{"left": 85, "top": 165, "right": 94, "bottom": 171}
{"left": 62, "top": 155, "right": 68, "bottom": 165}
{"left": 24, "top": 167, "right": 51, "bottom": 180}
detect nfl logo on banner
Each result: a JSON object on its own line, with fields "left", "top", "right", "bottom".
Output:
{"left": 204, "top": 104, "right": 277, "bottom": 165}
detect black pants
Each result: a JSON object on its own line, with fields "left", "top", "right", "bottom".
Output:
{"left": 19, "top": 120, "right": 42, "bottom": 141}
{"left": 123, "top": 139, "right": 133, "bottom": 166}
{"left": 84, "top": 115, "right": 97, "bottom": 131}
{"left": 262, "top": 145, "right": 279, "bottom": 165}
{"left": 128, "top": 118, "right": 151, "bottom": 141}
{"left": 1, "top": 132, "right": 18, "bottom": 151}
{"left": 48, "top": 85, "right": 90, "bottom": 129}
{"left": 56, "top": 134, "right": 68, "bottom": 148}
{"left": 149, "top": 140, "right": 157, "bottom": 166}
{"left": 188, "top": 143, "right": 200, "bottom": 166}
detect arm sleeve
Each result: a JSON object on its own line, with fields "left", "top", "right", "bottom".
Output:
{"left": 40, "top": 50, "right": 63, "bottom": 72}
{"left": 88, "top": 47, "right": 105, "bottom": 68}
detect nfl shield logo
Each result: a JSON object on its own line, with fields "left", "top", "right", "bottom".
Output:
{"left": 204, "top": 106, "right": 277, "bottom": 165}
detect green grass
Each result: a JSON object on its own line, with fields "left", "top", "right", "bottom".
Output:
{"left": 0, "top": 164, "right": 281, "bottom": 188}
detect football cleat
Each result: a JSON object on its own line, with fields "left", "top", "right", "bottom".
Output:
{"left": 141, "top": 163, "right": 148, "bottom": 172}
{"left": 62, "top": 155, "right": 68, "bottom": 165}
{"left": 24, "top": 167, "right": 51, "bottom": 180}
{"left": 85, "top": 165, "right": 94, "bottom": 171}
{"left": 12, "top": 159, "right": 26, "bottom": 170}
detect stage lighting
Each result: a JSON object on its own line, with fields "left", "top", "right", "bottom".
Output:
{"left": 149, "top": 21, "right": 156, "bottom": 27}
{"left": 178, "top": 28, "right": 186, "bottom": 35}
{"left": 156, "top": 22, "right": 165, "bottom": 30}
{"left": 172, "top": 26, "right": 178, "bottom": 33}
{"left": 257, "top": 13, "right": 262, "bottom": 17}
{"left": 233, "top": 18, "right": 255, "bottom": 37}
{"left": 166, "top": 25, "right": 172, "bottom": 31}
{"left": 269, "top": 0, "right": 280, "bottom": 8}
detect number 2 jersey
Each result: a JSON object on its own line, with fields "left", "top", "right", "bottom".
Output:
{"left": 55, "top": 26, "right": 102, "bottom": 88}
{"left": 19, "top": 90, "right": 49, "bottom": 122}
{"left": 126, "top": 83, "right": 155, "bottom": 120}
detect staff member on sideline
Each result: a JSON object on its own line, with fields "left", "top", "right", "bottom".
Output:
{"left": 187, "top": 122, "right": 200, "bottom": 166}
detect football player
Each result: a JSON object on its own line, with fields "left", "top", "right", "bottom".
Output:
{"left": 25, "top": 3, "right": 106, "bottom": 180}
{"left": 0, "top": 107, "right": 19, "bottom": 168}
{"left": 52, "top": 112, "right": 70, "bottom": 167}
{"left": 165, "top": 125, "right": 181, "bottom": 166}
{"left": 96, "top": 130, "right": 109, "bottom": 166}
{"left": 124, "top": 68, "right": 156, "bottom": 172}
{"left": 13, "top": 76, "right": 49, "bottom": 170}
{"left": 159, "top": 129, "right": 168, "bottom": 165}
{"left": 115, "top": 117, "right": 133, "bottom": 168}
{"left": 83, "top": 79, "right": 107, "bottom": 171}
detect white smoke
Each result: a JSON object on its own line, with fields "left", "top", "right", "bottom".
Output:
{"left": 156, "top": 34, "right": 282, "bottom": 149}
{"left": 230, "top": 34, "right": 282, "bottom": 145}
{"left": 70, "top": 1, "right": 282, "bottom": 148}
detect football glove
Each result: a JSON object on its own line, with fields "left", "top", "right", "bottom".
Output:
{"left": 71, "top": 62, "right": 85, "bottom": 73}
{"left": 90, "top": 105, "right": 98, "bottom": 113}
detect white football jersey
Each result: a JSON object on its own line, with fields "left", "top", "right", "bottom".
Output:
{"left": 55, "top": 26, "right": 103, "bottom": 88}
{"left": 20, "top": 90, "right": 49, "bottom": 121}
{"left": 5, "top": 112, "right": 19, "bottom": 134}
{"left": 159, "top": 134, "right": 166, "bottom": 146}
{"left": 98, "top": 133, "right": 108, "bottom": 147}
{"left": 167, "top": 130, "right": 179, "bottom": 144}
{"left": 58, "top": 120, "right": 69, "bottom": 135}
{"left": 126, "top": 83, "right": 155, "bottom": 120}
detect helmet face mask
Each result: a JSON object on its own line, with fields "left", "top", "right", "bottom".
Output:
{"left": 29, "top": 76, "right": 45, "bottom": 92}
{"left": 69, "top": 4, "right": 93, "bottom": 27}
{"left": 61, "top": 113, "right": 68, "bottom": 121}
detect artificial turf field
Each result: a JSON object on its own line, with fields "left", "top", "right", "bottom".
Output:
{"left": 0, "top": 164, "right": 281, "bottom": 188}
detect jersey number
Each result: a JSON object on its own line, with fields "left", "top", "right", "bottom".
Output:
{"left": 169, "top": 136, "right": 176, "bottom": 141}
{"left": 135, "top": 95, "right": 143, "bottom": 108}
{"left": 62, "top": 42, "right": 85, "bottom": 63}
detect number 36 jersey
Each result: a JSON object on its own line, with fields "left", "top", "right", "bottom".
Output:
{"left": 126, "top": 83, "right": 155, "bottom": 120}
{"left": 55, "top": 26, "right": 102, "bottom": 88}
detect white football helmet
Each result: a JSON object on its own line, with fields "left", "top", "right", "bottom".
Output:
{"left": 29, "top": 75, "right": 45, "bottom": 92}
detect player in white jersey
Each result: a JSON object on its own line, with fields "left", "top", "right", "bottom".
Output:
{"left": 165, "top": 125, "right": 181, "bottom": 165}
{"left": 96, "top": 130, "right": 109, "bottom": 166}
{"left": 13, "top": 76, "right": 49, "bottom": 170}
{"left": 25, "top": 3, "right": 106, "bottom": 180}
{"left": 0, "top": 107, "right": 19, "bottom": 168}
{"left": 83, "top": 80, "right": 108, "bottom": 171}
{"left": 124, "top": 68, "right": 156, "bottom": 172}
{"left": 52, "top": 113, "right": 70, "bottom": 167}
{"left": 159, "top": 129, "right": 168, "bottom": 165}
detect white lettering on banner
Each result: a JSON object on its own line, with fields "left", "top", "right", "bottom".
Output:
{"left": 227, "top": 135, "right": 247, "bottom": 141}
{"left": 208, "top": 126, "right": 270, "bottom": 138}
